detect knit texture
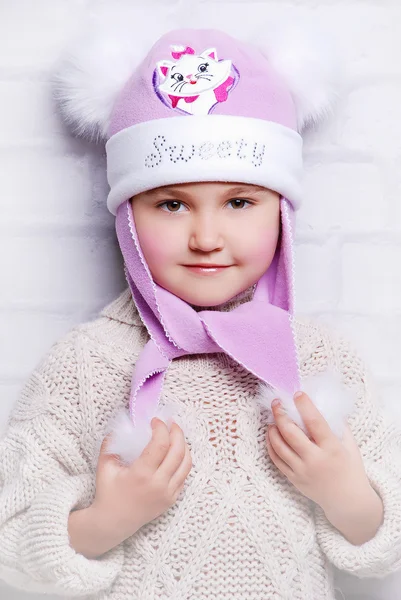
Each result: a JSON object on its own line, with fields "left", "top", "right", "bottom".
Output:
{"left": 1, "top": 287, "right": 401, "bottom": 599}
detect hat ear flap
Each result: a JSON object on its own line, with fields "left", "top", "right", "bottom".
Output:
{"left": 255, "top": 16, "right": 344, "bottom": 131}
{"left": 52, "top": 11, "right": 163, "bottom": 142}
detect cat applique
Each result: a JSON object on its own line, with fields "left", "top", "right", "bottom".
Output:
{"left": 155, "top": 44, "right": 239, "bottom": 116}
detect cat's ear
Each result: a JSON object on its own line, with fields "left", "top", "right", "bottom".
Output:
{"left": 201, "top": 48, "right": 218, "bottom": 61}
{"left": 52, "top": 8, "right": 165, "bottom": 142}
{"left": 253, "top": 16, "right": 344, "bottom": 131}
{"left": 156, "top": 60, "right": 175, "bottom": 79}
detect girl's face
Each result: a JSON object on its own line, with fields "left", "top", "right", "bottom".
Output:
{"left": 130, "top": 182, "right": 281, "bottom": 307}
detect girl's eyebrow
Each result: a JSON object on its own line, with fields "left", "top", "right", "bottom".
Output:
{"left": 144, "top": 185, "right": 268, "bottom": 199}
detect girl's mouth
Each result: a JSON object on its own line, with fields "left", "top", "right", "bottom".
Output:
{"left": 183, "top": 265, "right": 232, "bottom": 276}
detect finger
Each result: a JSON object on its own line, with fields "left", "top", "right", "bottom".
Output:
{"left": 267, "top": 425, "right": 302, "bottom": 471}
{"left": 169, "top": 443, "right": 192, "bottom": 494}
{"left": 293, "top": 392, "right": 334, "bottom": 446}
{"left": 99, "top": 435, "right": 110, "bottom": 455}
{"left": 157, "top": 422, "right": 186, "bottom": 479}
{"left": 272, "top": 401, "right": 313, "bottom": 459}
{"left": 266, "top": 430, "right": 294, "bottom": 480}
{"left": 341, "top": 421, "right": 358, "bottom": 448}
{"left": 138, "top": 418, "right": 171, "bottom": 472}
{"left": 171, "top": 478, "right": 187, "bottom": 503}
{"left": 98, "top": 434, "right": 120, "bottom": 463}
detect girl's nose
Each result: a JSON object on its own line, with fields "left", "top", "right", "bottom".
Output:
{"left": 189, "top": 219, "right": 224, "bottom": 252}
{"left": 186, "top": 73, "right": 193, "bottom": 79}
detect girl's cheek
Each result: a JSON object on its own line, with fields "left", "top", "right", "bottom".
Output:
{"left": 137, "top": 227, "right": 180, "bottom": 265}
{"left": 236, "top": 229, "right": 279, "bottom": 262}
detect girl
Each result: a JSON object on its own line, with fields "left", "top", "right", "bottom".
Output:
{"left": 1, "top": 18, "right": 401, "bottom": 600}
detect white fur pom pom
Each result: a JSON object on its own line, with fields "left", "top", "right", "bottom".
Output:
{"left": 255, "top": 16, "right": 344, "bottom": 131}
{"left": 103, "top": 402, "right": 178, "bottom": 467}
{"left": 52, "top": 9, "right": 165, "bottom": 142}
{"left": 257, "top": 369, "right": 356, "bottom": 440}
{"left": 104, "top": 409, "right": 152, "bottom": 467}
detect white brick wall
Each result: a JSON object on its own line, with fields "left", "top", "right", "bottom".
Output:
{"left": 0, "top": 1, "right": 400, "bottom": 599}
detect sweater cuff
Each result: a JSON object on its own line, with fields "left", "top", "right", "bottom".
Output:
{"left": 314, "top": 460, "right": 401, "bottom": 578}
{"left": 20, "top": 473, "right": 124, "bottom": 597}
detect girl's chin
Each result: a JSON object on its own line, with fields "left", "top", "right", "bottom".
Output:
{"left": 155, "top": 285, "right": 236, "bottom": 307}
{"left": 175, "top": 287, "right": 250, "bottom": 308}
{"left": 153, "top": 270, "right": 257, "bottom": 308}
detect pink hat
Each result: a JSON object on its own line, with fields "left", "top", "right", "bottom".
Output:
{"left": 105, "top": 28, "right": 302, "bottom": 215}
{"left": 53, "top": 20, "right": 341, "bottom": 216}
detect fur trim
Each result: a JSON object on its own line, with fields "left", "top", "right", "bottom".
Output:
{"left": 254, "top": 16, "right": 343, "bottom": 131}
{"left": 103, "top": 402, "right": 177, "bottom": 467}
{"left": 52, "top": 9, "right": 166, "bottom": 142}
{"left": 257, "top": 369, "right": 356, "bottom": 440}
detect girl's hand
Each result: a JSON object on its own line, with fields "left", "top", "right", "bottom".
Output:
{"left": 265, "top": 392, "right": 372, "bottom": 512}
{"left": 92, "top": 417, "right": 192, "bottom": 542}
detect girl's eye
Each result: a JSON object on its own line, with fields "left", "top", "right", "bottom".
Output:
{"left": 228, "top": 198, "right": 252, "bottom": 209}
{"left": 157, "top": 198, "right": 253, "bottom": 213}
{"left": 172, "top": 73, "right": 184, "bottom": 82}
{"left": 198, "top": 62, "right": 209, "bottom": 73}
{"left": 158, "top": 201, "right": 185, "bottom": 213}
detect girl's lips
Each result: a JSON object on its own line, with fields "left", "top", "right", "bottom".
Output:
{"left": 183, "top": 265, "right": 232, "bottom": 276}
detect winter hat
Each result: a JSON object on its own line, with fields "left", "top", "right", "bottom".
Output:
{"left": 54, "top": 19, "right": 354, "bottom": 466}
{"left": 106, "top": 28, "right": 303, "bottom": 216}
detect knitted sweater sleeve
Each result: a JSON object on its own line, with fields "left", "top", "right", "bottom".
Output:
{"left": 0, "top": 330, "right": 124, "bottom": 597}
{"left": 312, "top": 325, "right": 401, "bottom": 578}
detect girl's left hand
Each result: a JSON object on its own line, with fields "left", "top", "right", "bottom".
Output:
{"left": 266, "top": 392, "right": 372, "bottom": 511}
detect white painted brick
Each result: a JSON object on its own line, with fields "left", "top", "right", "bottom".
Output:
{"left": 338, "top": 82, "right": 401, "bottom": 158}
{"left": 0, "top": 311, "right": 79, "bottom": 380}
{"left": 0, "top": 1, "right": 87, "bottom": 71}
{"left": 0, "top": 81, "right": 63, "bottom": 143}
{"left": 294, "top": 239, "right": 341, "bottom": 312}
{"left": 0, "top": 150, "right": 93, "bottom": 220}
{"left": 0, "top": 234, "right": 126, "bottom": 306}
{"left": 311, "top": 4, "right": 401, "bottom": 79}
{"left": 340, "top": 242, "right": 401, "bottom": 312}
{"left": 298, "top": 162, "right": 387, "bottom": 232}
{"left": 180, "top": 0, "right": 287, "bottom": 31}
{"left": 390, "top": 166, "right": 401, "bottom": 229}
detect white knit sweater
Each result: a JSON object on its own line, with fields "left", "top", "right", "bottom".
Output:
{"left": 1, "top": 287, "right": 401, "bottom": 600}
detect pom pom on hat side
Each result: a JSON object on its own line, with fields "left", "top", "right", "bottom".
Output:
{"left": 52, "top": 13, "right": 166, "bottom": 142}
{"left": 253, "top": 15, "right": 344, "bottom": 131}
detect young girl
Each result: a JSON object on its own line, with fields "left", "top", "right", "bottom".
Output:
{"left": 1, "top": 19, "right": 401, "bottom": 600}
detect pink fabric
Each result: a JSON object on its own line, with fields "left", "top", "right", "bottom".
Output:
{"left": 115, "top": 198, "right": 300, "bottom": 427}
{"left": 168, "top": 93, "right": 199, "bottom": 108}
{"left": 214, "top": 75, "right": 235, "bottom": 101}
{"left": 108, "top": 28, "right": 297, "bottom": 137}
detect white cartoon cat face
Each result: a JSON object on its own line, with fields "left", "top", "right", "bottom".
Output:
{"left": 156, "top": 47, "right": 232, "bottom": 97}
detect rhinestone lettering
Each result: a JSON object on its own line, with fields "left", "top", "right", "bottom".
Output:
{"left": 144, "top": 136, "right": 266, "bottom": 168}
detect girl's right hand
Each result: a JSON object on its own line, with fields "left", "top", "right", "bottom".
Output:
{"left": 91, "top": 417, "right": 192, "bottom": 541}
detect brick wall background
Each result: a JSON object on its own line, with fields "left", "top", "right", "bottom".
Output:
{"left": 1, "top": 1, "right": 400, "bottom": 598}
